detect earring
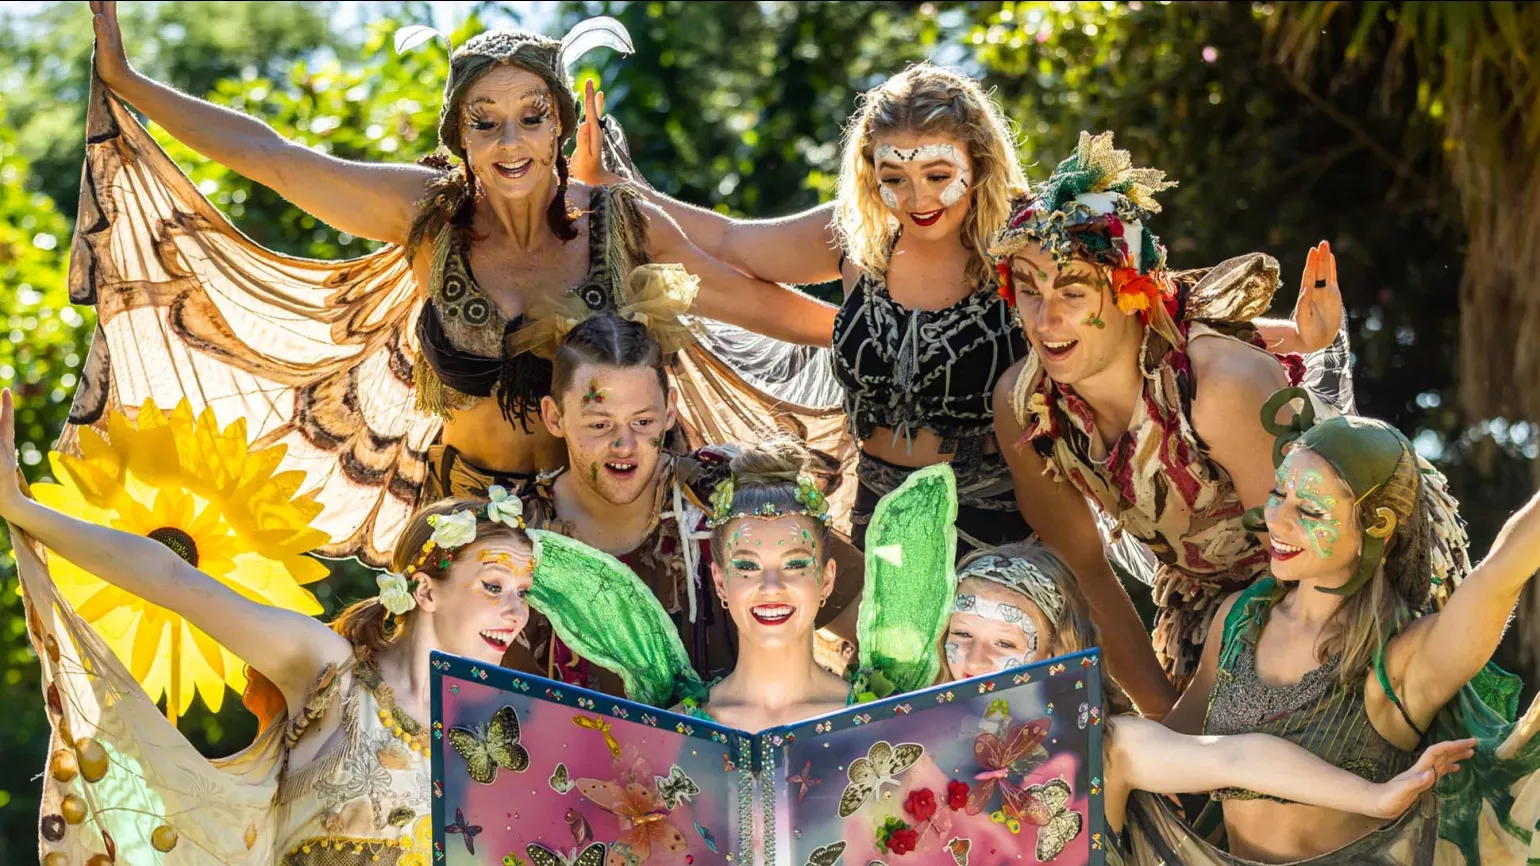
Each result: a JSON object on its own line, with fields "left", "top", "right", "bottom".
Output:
{"left": 819, "top": 596, "right": 828, "bottom": 609}
{"left": 719, "top": 596, "right": 729, "bottom": 610}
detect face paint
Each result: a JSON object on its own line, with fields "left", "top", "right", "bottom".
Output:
{"left": 945, "top": 641, "right": 963, "bottom": 668}
{"left": 478, "top": 550, "right": 515, "bottom": 567}
{"left": 589, "top": 462, "right": 599, "bottom": 484}
{"left": 953, "top": 594, "right": 1040, "bottom": 655}
{"left": 582, "top": 379, "right": 606, "bottom": 407}
{"left": 1081, "top": 312, "right": 1105, "bottom": 329}
{"left": 647, "top": 437, "right": 662, "bottom": 449}
{"left": 1295, "top": 468, "right": 1343, "bottom": 559}
{"left": 997, "top": 656, "right": 1024, "bottom": 670}
{"left": 612, "top": 437, "right": 625, "bottom": 449}
{"left": 874, "top": 143, "right": 972, "bottom": 210}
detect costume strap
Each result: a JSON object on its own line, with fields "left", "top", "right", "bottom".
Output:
{"left": 853, "top": 464, "right": 958, "bottom": 700}
{"left": 526, "top": 529, "right": 702, "bottom": 708}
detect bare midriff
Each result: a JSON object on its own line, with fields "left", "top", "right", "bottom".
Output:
{"left": 1222, "top": 798, "right": 1386, "bottom": 863}
{"left": 438, "top": 398, "right": 568, "bottom": 476}
{"left": 858, "top": 425, "right": 997, "bottom": 468}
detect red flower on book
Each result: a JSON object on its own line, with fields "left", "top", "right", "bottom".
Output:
{"left": 888, "top": 828, "right": 920, "bottom": 855}
{"left": 904, "top": 788, "right": 937, "bottom": 823}
{"left": 947, "top": 779, "right": 970, "bottom": 811}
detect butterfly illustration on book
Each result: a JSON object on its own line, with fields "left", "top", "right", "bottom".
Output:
{"left": 787, "top": 760, "right": 823, "bottom": 805}
{"left": 653, "top": 764, "right": 699, "bottom": 810}
{"left": 1020, "top": 778, "right": 1084, "bottom": 861}
{"left": 576, "top": 774, "right": 688, "bottom": 863}
{"left": 574, "top": 714, "right": 623, "bottom": 758}
{"left": 448, "top": 705, "right": 530, "bottom": 785}
{"left": 551, "top": 762, "right": 575, "bottom": 794}
{"left": 946, "top": 837, "right": 971, "bottom": 866}
{"left": 966, "top": 717, "right": 1050, "bottom": 819}
{"left": 526, "top": 842, "right": 609, "bottom": 866}
{"left": 804, "top": 840, "right": 846, "bottom": 866}
{"left": 446, "top": 808, "right": 483, "bottom": 855}
{"left": 837, "top": 741, "right": 925, "bottom": 818}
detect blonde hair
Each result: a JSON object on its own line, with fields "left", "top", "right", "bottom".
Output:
{"left": 833, "top": 64, "right": 1026, "bottom": 285}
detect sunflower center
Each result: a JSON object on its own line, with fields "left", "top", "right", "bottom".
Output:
{"left": 148, "top": 527, "right": 200, "bottom": 567}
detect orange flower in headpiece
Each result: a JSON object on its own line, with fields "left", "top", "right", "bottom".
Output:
{"left": 1111, "top": 267, "right": 1167, "bottom": 320}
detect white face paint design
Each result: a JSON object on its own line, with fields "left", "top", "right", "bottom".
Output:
{"left": 945, "top": 641, "right": 962, "bottom": 668}
{"left": 953, "top": 593, "right": 1040, "bottom": 656}
{"left": 874, "top": 143, "right": 972, "bottom": 210}
{"left": 998, "top": 656, "right": 1023, "bottom": 670}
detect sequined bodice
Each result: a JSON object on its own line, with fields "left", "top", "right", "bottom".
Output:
{"left": 273, "top": 659, "right": 434, "bottom": 865}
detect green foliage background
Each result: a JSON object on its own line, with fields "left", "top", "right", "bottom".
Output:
{"left": 0, "top": 1, "right": 1533, "bottom": 856}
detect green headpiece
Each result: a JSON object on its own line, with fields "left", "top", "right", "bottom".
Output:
{"left": 1252, "top": 387, "right": 1471, "bottom": 604}
{"left": 400, "top": 18, "right": 634, "bottom": 161}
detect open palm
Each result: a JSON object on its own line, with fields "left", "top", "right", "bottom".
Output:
{"left": 1293, "top": 240, "right": 1344, "bottom": 353}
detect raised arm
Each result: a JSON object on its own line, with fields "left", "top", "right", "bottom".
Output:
{"left": 572, "top": 81, "right": 844, "bottom": 285}
{"left": 1392, "top": 487, "right": 1540, "bottom": 727}
{"left": 0, "top": 389, "right": 351, "bottom": 707}
{"left": 642, "top": 200, "right": 839, "bottom": 347}
{"left": 89, "top": 0, "right": 433, "bottom": 244}
{"left": 993, "top": 367, "right": 1177, "bottom": 717}
{"left": 1255, "top": 241, "right": 1344, "bottom": 355}
{"left": 1106, "top": 714, "right": 1472, "bottom": 826}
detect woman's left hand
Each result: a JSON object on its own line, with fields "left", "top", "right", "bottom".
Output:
{"left": 1292, "top": 240, "right": 1344, "bottom": 353}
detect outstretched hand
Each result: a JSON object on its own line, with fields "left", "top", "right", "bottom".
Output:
{"left": 0, "top": 389, "right": 24, "bottom": 518}
{"left": 1367, "top": 738, "right": 1476, "bottom": 819}
{"left": 88, "top": 1, "right": 135, "bottom": 89}
{"left": 1292, "top": 240, "right": 1344, "bottom": 354}
{"left": 571, "top": 79, "right": 620, "bottom": 187}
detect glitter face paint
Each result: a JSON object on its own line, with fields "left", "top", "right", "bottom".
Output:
{"left": 953, "top": 593, "right": 1040, "bottom": 655}
{"left": 874, "top": 143, "right": 972, "bottom": 210}
{"left": 582, "top": 378, "right": 607, "bottom": 407}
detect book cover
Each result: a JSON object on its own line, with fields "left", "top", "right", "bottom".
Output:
{"left": 431, "top": 649, "right": 1105, "bottom": 866}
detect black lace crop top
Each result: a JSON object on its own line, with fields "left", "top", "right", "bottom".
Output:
{"left": 832, "top": 266, "right": 1025, "bottom": 457}
{"left": 416, "top": 186, "right": 627, "bottom": 429}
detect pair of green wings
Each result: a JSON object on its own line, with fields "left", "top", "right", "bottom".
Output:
{"left": 526, "top": 463, "right": 959, "bottom": 707}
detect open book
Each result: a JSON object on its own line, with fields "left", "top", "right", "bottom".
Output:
{"left": 430, "top": 648, "right": 1106, "bottom": 866}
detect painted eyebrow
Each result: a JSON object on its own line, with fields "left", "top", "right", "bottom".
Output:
{"left": 1054, "top": 269, "right": 1096, "bottom": 287}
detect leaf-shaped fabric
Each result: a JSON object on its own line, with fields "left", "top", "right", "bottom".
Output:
{"left": 526, "top": 529, "right": 700, "bottom": 708}
{"left": 856, "top": 463, "right": 958, "bottom": 694}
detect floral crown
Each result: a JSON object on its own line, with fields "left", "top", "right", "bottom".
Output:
{"left": 989, "top": 131, "right": 1179, "bottom": 326}
{"left": 705, "top": 473, "right": 832, "bottom": 529}
{"left": 376, "top": 486, "right": 527, "bottom": 617}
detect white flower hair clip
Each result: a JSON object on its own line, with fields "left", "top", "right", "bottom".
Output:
{"left": 376, "top": 572, "right": 416, "bottom": 616}
{"left": 486, "top": 485, "right": 526, "bottom": 529}
{"left": 427, "top": 510, "right": 480, "bottom": 549}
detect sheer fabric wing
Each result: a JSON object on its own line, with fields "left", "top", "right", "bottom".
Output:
{"left": 11, "top": 525, "right": 283, "bottom": 863}
{"left": 856, "top": 463, "right": 959, "bottom": 693}
{"left": 525, "top": 529, "right": 698, "bottom": 707}
{"left": 65, "top": 71, "right": 437, "bottom": 567}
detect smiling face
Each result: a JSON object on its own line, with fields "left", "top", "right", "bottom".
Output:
{"left": 1264, "top": 447, "right": 1361, "bottom": 586}
{"left": 711, "top": 515, "right": 833, "bottom": 651}
{"left": 871, "top": 131, "right": 974, "bottom": 241}
{"left": 944, "top": 578, "right": 1054, "bottom": 680}
{"left": 460, "top": 65, "right": 562, "bottom": 201}
{"left": 415, "top": 535, "right": 535, "bottom": 664}
{"left": 1010, "top": 248, "right": 1143, "bottom": 387}
{"left": 542, "top": 362, "right": 676, "bottom": 507}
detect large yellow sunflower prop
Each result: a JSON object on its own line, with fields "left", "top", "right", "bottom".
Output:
{"left": 32, "top": 399, "right": 329, "bottom": 724}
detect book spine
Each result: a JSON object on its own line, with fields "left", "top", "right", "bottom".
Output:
{"left": 735, "top": 735, "right": 756, "bottom": 865}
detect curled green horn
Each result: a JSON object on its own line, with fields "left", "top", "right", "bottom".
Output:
{"left": 1261, "top": 386, "right": 1317, "bottom": 468}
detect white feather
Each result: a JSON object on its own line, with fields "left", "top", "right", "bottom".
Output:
{"left": 393, "top": 24, "right": 446, "bottom": 55}
{"left": 558, "top": 16, "right": 635, "bottom": 71}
